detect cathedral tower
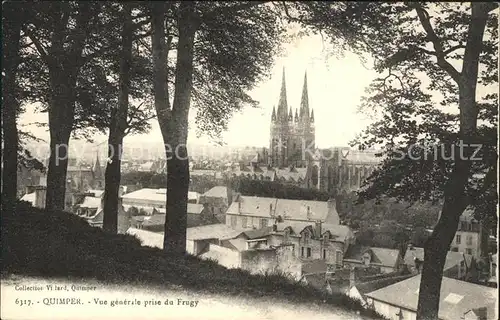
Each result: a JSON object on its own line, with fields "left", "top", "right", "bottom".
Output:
{"left": 269, "top": 69, "right": 315, "bottom": 168}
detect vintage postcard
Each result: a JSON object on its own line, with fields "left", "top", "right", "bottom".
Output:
{"left": 1, "top": 1, "right": 498, "bottom": 320}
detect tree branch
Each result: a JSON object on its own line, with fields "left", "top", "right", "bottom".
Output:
{"left": 22, "top": 27, "right": 50, "bottom": 63}
{"left": 410, "top": 3, "right": 461, "bottom": 84}
{"left": 202, "top": 1, "right": 270, "bottom": 19}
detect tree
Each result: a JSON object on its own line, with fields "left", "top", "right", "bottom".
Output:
{"left": 1, "top": 1, "right": 25, "bottom": 214}
{"left": 150, "top": 2, "right": 285, "bottom": 254}
{"left": 102, "top": 3, "right": 134, "bottom": 233}
{"left": 20, "top": 2, "right": 153, "bottom": 212}
{"left": 283, "top": 2, "right": 498, "bottom": 319}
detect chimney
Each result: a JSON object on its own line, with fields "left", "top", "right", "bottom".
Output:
{"left": 306, "top": 206, "right": 312, "bottom": 220}
{"left": 238, "top": 200, "right": 241, "bottom": 214}
{"left": 315, "top": 220, "right": 322, "bottom": 238}
{"left": 349, "top": 267, "right": 356, "bottom": 289}
{"left": 34, "top": 186, "right": 47, "bottom": 209}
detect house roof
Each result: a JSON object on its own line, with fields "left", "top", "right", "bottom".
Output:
{"left": 121, "top": 188, "right": 198, "bottom": 203}
{"left": 239, "top": 227, "right": 274, "bottom": 240}
{"left": 354, "top": 274, "right": 414, "bottom": 297}
{"left": 86, "top": 189, "right": 104, "bottom": 198}
{"left": 78, "top": 196, "right": 101, "bottom": 209}
{"left": 140, "top": 204, "right": 206, "bottom": 226}
{"left": 126, "top": 228, "right": 164, "bottom": 249}
{"left": 186, "top": 224, "right": 244, "bottom": 241}
{"left": 365, "top": 275, "right": 497, "bottom": 320}
{"left": 404, "top": 247, "right": 466, "bottom": 271}
{"left": 226, "top": 196, "right": 334, "bottom": 222}
{"left": 201, "top": 186, "right": 228, "bottom": 199}
{"left": 20, "top": 192, "right": 36, "bottom": 205}
{"left": 344, "top": 245, "right": 401, "bottom": 268}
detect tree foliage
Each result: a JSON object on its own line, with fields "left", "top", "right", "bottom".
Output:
{"left": 282, "top": 2, "right": 498, "bottom": 319}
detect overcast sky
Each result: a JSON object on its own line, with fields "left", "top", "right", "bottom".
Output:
{"left": 19, "top": 30, "right": 379, "bottom": 152}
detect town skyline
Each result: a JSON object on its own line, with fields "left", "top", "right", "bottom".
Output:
{"left": 19, "top": 29, "right": 379, "bottom": 151}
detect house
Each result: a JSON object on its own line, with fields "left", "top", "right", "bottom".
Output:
{"left": 403, "top": 245, "right": 477, "bottom": 281}
{"left": 20, "top": 186, "right": 47, "bottom": 208}
{"left": 78, "top": 194, "right": 131, "bottom": 234}
{"left": 185, "top": 223, "right": 245, "bottom": 256}
{"left": 133, "top": 203, "right": 216, "bottom": 232}
{"left": 225, "top": 195, "right": 340, "bottom": 230}
{"left": 365, "top": 274, "right": 497, "bottom": 320}
{"left": 218, "top": 220, "right": 354, "bottom": 273}
{"left": 449, "top": 209, "right": 483, "bottom": 258}
{"left": 347, "top": 269, "right": 414, "bottom": 307}
{"left": 343, "top": 246, "right": 404, "bottom": 274}
{"left": 121, "top": 188, "right": 199, "bottom": 213}
{"left": 198, "top": 186, "right": 232, "bottom": 216}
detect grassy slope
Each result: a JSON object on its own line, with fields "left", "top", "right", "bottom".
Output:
{"left": 1, "top": 202, "right": 382, "bottom": 319}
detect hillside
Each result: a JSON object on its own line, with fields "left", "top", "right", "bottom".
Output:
{"left": 1, "top": 202, "right": 382, "bottom": 319}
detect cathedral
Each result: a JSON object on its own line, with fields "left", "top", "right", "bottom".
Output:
{"left": 269, "top": 69, "right": 315, "bottom": 168}
{"left": 225, "top": 68, "right": 381, "bottom": 194}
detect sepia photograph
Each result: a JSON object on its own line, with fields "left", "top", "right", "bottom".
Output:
{"left": 1, "top": 1, "right": 498, "bottom": 320}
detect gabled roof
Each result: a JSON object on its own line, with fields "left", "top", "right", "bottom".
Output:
{"left": 201, "top": 186, "right": 228, "bottom": 199}
{"left": 354, "top": 274, "right": 414, "bottom": 298}
{"left": 344, "top": 245, "right": 401, "bottom": 268}
{"left": 404, "top": 247, "right": 466, "bottom": 271}
{"left": 226, "top": 196, "right": 335, "bottom": 222}
{"left": 365, "top": 275, "right": 497, "bottom": 320}
{"left": 186, "top": 224, "right": 244, "bottom": 241}
{"left": 20, "top": 192, "right": 36, "bottom": 205}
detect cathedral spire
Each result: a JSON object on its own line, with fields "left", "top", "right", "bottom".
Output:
{"left": 276, "top": 67, "right": 288, "bottom": 121}
{"left": 300, "top": 71, "right": 309, "bottom": 121}
{"left": 288, "top": 107, "right": 293, "bottom": 121}
{"left": 93, "top": 152, "right": 103, "bottom": 179}
{"left": 271, "top": 105, "right": 276, "bottom": 122}
{"left": 294, "top": 108, "right": 299, "bottom": 122}
{"left": 310, "top": 109, "right": 314, "bottom": 122}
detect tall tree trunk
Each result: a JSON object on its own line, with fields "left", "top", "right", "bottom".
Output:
{"left": 151, "top": 2, "right": 175, "bottom": 250}
{"left": 416, "top": 3, "right": 491, "bottom": 320}
{"left": 1, "top": 3, "right": 23, "bottom": 214}
{"left": 45, "top": 72, "right": 77, "bottom": 212}
{"left": 103, "top": 3, "right": 133, "bottom": 233}
{"left": 44, "top": 3, "right": 92, "bottom": 212}
{"left": 166, "top": 2, "right": 197, "bottom": 254}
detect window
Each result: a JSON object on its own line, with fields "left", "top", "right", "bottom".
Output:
{"left": 466, "top": 235, "right": 472, "bottom": 246}
{"left": 260, "top": 218, "right": 268, "bottom": 228}
{"left": 323, "top": 234, "right": 329, "bottom": 245}
{"left": 456, "top": 234, "right": 461, "bottom": 244}
{"left": 322, "top": 249, "right": 327, "bottom": 259}
{"left": 303, "top": 231, "right": 310, "bottom": 245}
{"left": 283, "top": 229, "right": 290, "bottom": 243}
{"left": 336, "top": 250, "right": 343, "bottom": 267}
{"left": 242, "top": 217, "right": 248, "bottom": 228}
{"left": 230, "top": 216, "right": 237, "bottom": 228}
{"left": 301, "top": 247, "right": 305, "bottom": 258}
{"left": 460, "top": 221, "right": 467, "bottom": 230}
{"left": 466, "top": 248, "right": 472, "bottom": 255}
{"left": 307, "top": 247, "right": 312, "bottom": 258}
